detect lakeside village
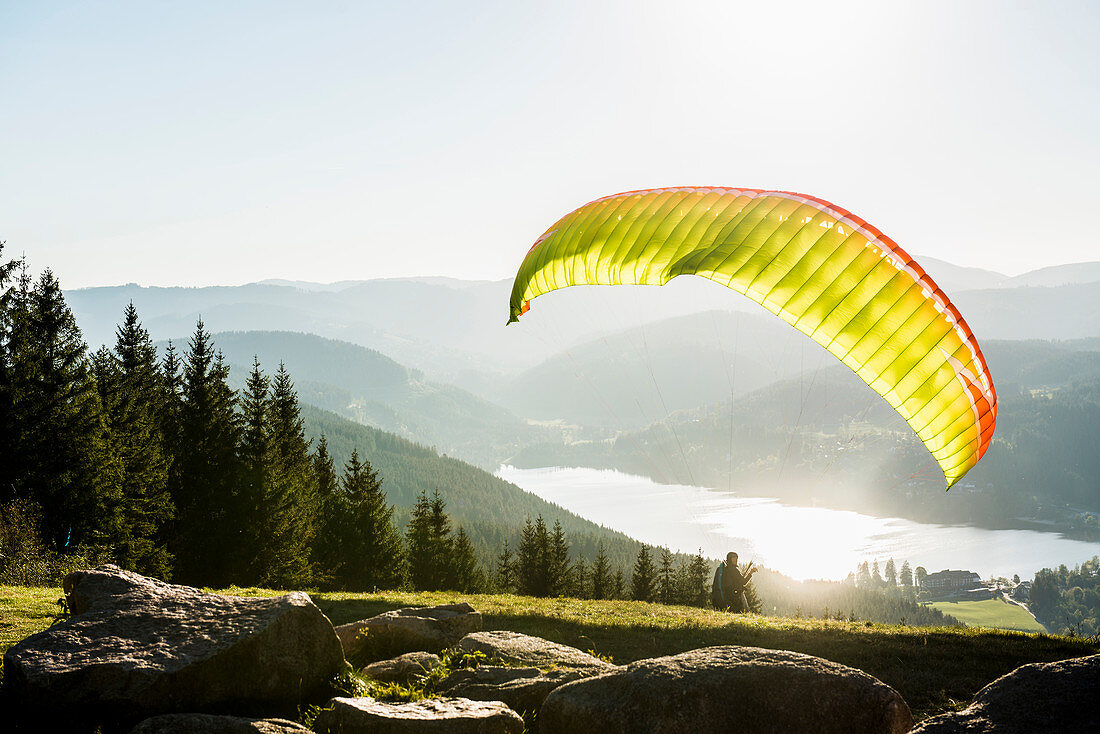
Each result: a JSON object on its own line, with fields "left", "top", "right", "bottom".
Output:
{"left": 850, "top": 560, "right": 1031, "bottom": 605}
{"left": 918, "top": 569, "right": 1030, "bottom": 604}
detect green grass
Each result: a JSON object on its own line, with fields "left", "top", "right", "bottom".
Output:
{"left": 3, "top": 586, "right": 1097, "bottom": 721}
{"left": 924, "top": 597, "right": 1047, "bottom": 633}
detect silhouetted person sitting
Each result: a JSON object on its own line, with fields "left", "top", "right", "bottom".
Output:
{"left": 711, "top": 551, "right": 756, "bottom": 612}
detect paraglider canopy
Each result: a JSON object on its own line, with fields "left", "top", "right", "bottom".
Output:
{"left": 508, "top": 186, "right": 997, "bottom": 488}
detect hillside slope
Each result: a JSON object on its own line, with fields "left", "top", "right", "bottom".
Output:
{"left": 298, "top": 403, "right": 647, "bottom": 572}
{"left": 201, "top": 330, "right": 541, "bottom": 468}
{"left": 510, "top": 338, "right": 1100, "bottom": 528}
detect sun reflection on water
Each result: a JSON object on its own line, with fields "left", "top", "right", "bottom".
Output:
{"left": 498, "top": 465, "right": 1100, "bottom": 582}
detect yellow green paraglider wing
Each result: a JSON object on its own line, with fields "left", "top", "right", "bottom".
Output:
{"left": 508, "top": 187, "right": 997, "bottom": 488}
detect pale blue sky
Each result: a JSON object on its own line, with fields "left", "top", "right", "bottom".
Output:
{"left": 2, "top": 0, "right": 1098, "bottom": 288}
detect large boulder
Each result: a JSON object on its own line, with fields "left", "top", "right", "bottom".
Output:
{"left": 2, "top": 565, "right": 344, "bottom": 731}
{"left": 539, "top": 645, "right": 913, "bottom": 734}
{"left": 311, "top": 696, "right": 524, "bottom": 733}
{"left": 912, "top": 653, "right": 1100, "bottom": 733}
{"left": 335, "top": 603, "right": 481, "bottom": 662}
{"left": 361, "top": 652, "right": 443, "bottom": 684}
{"left": 439, "top": 665, "right": 585, "bottom": 730}
{"left": 456, "top": 631, "right": 616, "bottom": 674}
{"left": 129, "top": 714, "right": 311, "bottom": 733}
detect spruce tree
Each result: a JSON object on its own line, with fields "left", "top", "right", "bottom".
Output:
{"left": 495, "top": 540, "right": 516, "bottom": 593}
{"left": 310, "top": 434, "right": 343, "bottom": 586}
{"left": 684, "top": 550, "right": 711, "bottom": 607}
{"left": 0, "top": 244, "right": 22, "bottom": 500}
{"left": 405, "top": 491, "right": 435, "bottom": 590}
{"left": 546, "top": 520, "right": 571, "bottom": 597}
{"left": 611, "top": 568, "right": 625, "bottom": 599}
{"left": 900, "top": 560, "right": 914, "bottom": 588}
{"left": 856, "top": 561, "right": 871, "bottom": 588}
{"left": 657, "top": 547, "right": 676, "bottom": 604}
{"left": 630, "top": 545, "right": 657, "bottom": 602}
{"left": 237, "top": 358, "right": 270, "bottom": 583}
{"left": 406, "top": 490, "right": 452, "bottom": 590}
{"left": 449, "top": 526, "right": 484, "bottom": 592}
{"left": 98, "top": 303, "right": 174, "bottom": 577}
{"left": 516, "top": 515, "right": 549, "bottom": 597}
{"left": 884, "top": 558, "right": 898, "bottom": 587}
{"left": 590, "top": 541, "right": 613, "bottom": 600}
{"left": 570, "top": 556, "right": 589, "bottom": 598}
{"left": 173, "top": 321, "right": 243, "bottom": 586}
{"left": 341, "top": 449, "right": 403, "bottom": 590}
{"left": 5, "top": 270, "right": 120, "bottom": 553}
{"left": 253, "top": 363, "right": 317, "bottom": 588}
{"left": 872, "top": 559, "right": 885, "bottom": 587}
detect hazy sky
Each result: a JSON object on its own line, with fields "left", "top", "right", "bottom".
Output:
{"left": 2, "top": 1, "right": 1098, "bottom": 289}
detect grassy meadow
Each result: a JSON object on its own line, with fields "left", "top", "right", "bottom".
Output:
{"left": 2, "top": 585, "right": 1097, "bottom": 721}
{"left": 923, "top": 597, "right": 1047, "bottom": 633}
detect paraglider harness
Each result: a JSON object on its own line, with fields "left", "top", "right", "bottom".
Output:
{"left": 711, "top": 561, "right": 750, "bottom": 612}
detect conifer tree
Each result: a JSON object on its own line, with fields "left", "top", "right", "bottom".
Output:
{"left": 611, "top": 568, "right": 625, "bottom": 600}
{"left": 237, "top": 358, "right": 270, "bottom": 582}
{"left": 683, "top": 550, "right": 711, "bottom": 607}
{"left": 495, "top": 540, "right": 516, "bottom": 593}
{"left": 546, "top": 520, "right": 571, "bottom": 597}
{"left": 159, "top": 340, "right": 183, "bottom": 453}
{"left": 630, "top": 545, "right": 657, "bottom": 602}
{"left": 341, "top": 449, "right": 403, "bottom": 590}
{"left": 173, "top": 321, "right": 243, "bottom": 586}
{"left": 900, "top": 560, "right": 914, "bottom": 588}
{"left": 516, "top": 515, "right": 549, "bottom": 597}
{"left": 310, "top": 434, "right": 342, "bottom": 586}
{"left": 590, "top": 541, "right": 613, "bottom": 600}
{"left": 569, "top": 556, "right": 589, "bottom": 599}
{"left": 405, "top": 491, "right": 435, "bottom": 590}
{"left": 449, "top": 526, "right": 484, "bottom": 592}
{"left": 5, "top": 270, "right": 120, "bottom": 553}
{"left": 872, "top": 559, "right": 885, "bottom": 587}
{"left": 253, "top": 363, "right": 317, "bottom": 588}
{"left": 406, "top": 490, "right": 452, "bottom": 590}
{"left": 657, "top": 547, "right": 676, "bottom": 604}
{"left": 884, "top": 558, "right": 898, "bottom": 587}
{"left": 97, "top": 303, "right": 174, "bottom": 577}
{"left": 0, "top": 244, "right": 22, "bottom": 500}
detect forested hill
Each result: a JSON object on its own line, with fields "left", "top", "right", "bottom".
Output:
{"left": 510, "top": 338, "right": 1100, "bottom": 532}
{"left": 167, "top": 330, "right": 543, "bottom": 469}
{"left": 298, "top": 402, "right": 649, "bottom": 573}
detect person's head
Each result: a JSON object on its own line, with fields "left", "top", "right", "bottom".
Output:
{"left": 727, "top": 551, "right": 738, "bottom": 565}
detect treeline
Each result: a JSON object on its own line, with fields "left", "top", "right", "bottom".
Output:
{"left": 0, "top": 248, "right": 472, "bottom": 591}
{"left": 490, "top": 518, "right": 718, "bottom": 606}
{"left": 750, "top": 557, "right": 960, "bottom": 627}
{"left": 1029, "top": 557, "right": 1100, "bottom": 637}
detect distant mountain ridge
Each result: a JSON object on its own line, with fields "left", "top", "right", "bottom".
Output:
{"left": 159, "top": 330, "right": 543, "bottom": 469}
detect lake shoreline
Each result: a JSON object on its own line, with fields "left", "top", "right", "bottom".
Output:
{"left": 505, "top": 460, "right": 1100, "bottom": 545}
{"left": 499, "top": 465, "right": 1100, "bottom": 582}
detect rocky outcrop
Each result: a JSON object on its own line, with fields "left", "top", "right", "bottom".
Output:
{"left": 311, "top": 696, "right": 524, "bottom": 733}
{"left": 361, "top": 652, "right": 443, "bottom": 684}
{"left": 912, "top": 653, "right": 1100, "bottom": 733}
{"left": 335, "top": 603, "right": 481, "bottom": 662}
{"left": 129, "top": 714, "right": 311, "bottom": 733}
{"left": 456, "top": 630, "right": 616, "bottom": 674}
{"left": 538, "top": 645, "right": 913, "bottom": 734}
{"left": 439, "top": 665, "right": 585, "bottom": 730}
{"left": 2, "top": 565, "right": 344, "bottom": 730}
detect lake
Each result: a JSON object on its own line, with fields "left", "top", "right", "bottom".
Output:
{"left": 497, "top": 465, "right": 1100, "bottom": 582}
